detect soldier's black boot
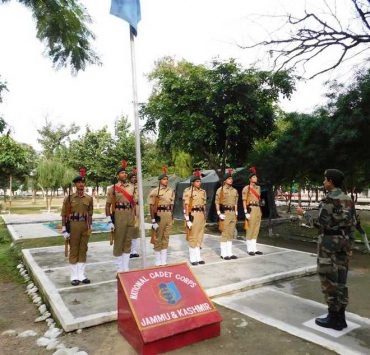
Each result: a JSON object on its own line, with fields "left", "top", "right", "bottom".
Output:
{"left": 338, "top": 307, "right": 348, "bottom": 329}
{"left": 315, "top": 310, "right": 345, "bottom": 331}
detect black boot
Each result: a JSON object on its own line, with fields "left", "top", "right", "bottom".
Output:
{"left": 337, "top": 307, "right": 348, "bottom": 328}
{"left": 315, "top": 310, "right": 345, "bottom": 331}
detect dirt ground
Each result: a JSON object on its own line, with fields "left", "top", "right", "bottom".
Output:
{"left": 2, "top": 234, "right": 370, "bottom": 355}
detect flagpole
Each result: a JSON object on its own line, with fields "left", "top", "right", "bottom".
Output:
{"left": 129, "top": 27, "right": 147, "bottom": 268}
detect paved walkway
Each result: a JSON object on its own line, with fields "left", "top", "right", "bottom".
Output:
{"left": 22, "top": 234, "right": 316, "bottom": 332}
{"left": 215, "top": 286, "right": 370, "bottom": 354}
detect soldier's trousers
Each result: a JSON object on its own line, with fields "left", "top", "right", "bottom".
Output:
{"left": 69, "top": 221, "right": 89, "bottom": 264}
{"left": 153, "top": 211, "right": 172, "bottom": 251}
{"left": 246, "top": 206, "right": 262, "bottom": 240}
{"left": 188, "top": 212, "right": 205, "bottom": 248}
{"left": 221, "top": 211, "right": 237, "bottom": 242}
{"left": 317, "top": 234, "right": 352, "bottom": 312}
{"left": 113, "top": 209, "right": 135, "bottom": 256}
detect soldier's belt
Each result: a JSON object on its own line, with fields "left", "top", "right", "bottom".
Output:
{"left": 69, "top": 215, "right": 88, "bottom": 221}
{"left": 223, "top": 206, "right": 234, "bottom": 211}
{"left": 248, "top": 202, "right": 260, "bottom": 207}
{"left": 324, "top": 228, "right": 351, "bottom": 236}
{"left": 157, "top": 205, "right": 172, "bottom": 211}
{"left": 115, "top": 203, "right": 132, "bottom": 210}
{"left": 191, "top": 207, "right": 205, "bottom": 212}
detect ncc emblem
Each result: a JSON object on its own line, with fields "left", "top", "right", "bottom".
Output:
{"left": 158, "top": 282, "right": 181, "bottom": 305}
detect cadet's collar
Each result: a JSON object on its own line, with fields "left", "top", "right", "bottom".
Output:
{"left": 76, "top": 190, "right": 85, "bottom": 198}
{"left": 224, "top": 184, "right": 232, "bottom": 189}
{"left": 160, "top": 185, "right": 168, "bottom": 189}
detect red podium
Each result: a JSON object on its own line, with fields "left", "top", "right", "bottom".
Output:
{"left": 117, "top": 262, "right": 222, "bottom": 354}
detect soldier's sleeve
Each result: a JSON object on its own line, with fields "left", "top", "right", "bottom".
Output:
{"left": 88, "top": 196, "right": 93, "bottom": 216}
{"left": 106, "top": 187, "right": 113, "bottom": 204}
{"left": 318, "top": 202, "right": 333, "bottom": 227}
{"left": 215, "top": 188, "right": 220, "bottom": 204}
{"left": 147, "top": 189, "right": 155, "bottom": 205}
{"left": 183, "top": 189, "right": 189, "bottom": 205}
{"left": 170, "top": 189, "right": 175, "bottom": 204}
{"left": 61, "top": 196, "right": 68, "bottom": 216}
{"left": 242, "top": 186, "right": 248, "bottom": 201}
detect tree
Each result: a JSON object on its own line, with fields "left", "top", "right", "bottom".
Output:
{"left": 36, "top": 158, "right": 73, "bottom": 211}
{"left": 242, "top": 0, "right": 370, "bottom": 78}
{"left": 142, "top": 57, "right": 295, "bottom": 177}
{"left": 172, "top": 150, "right": 192, "bottom": 178}
{"left": 0, "top": 136, "right": 34, "bottom": 204}
{"left": 1, "top": 0, "right": 100, "bottom": 73}
{"left": 37, "top": 119, "right": 80, "bottom": 158}
{"left": 67, "top": 126, "right": 115, "bottom": 196}
{"left": 0, "top": 76, "right": 8, "bottom": 133}
{"left": 250, "top": 68, "right": 370, "bottom": 201}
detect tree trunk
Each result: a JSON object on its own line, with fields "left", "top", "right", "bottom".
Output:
{"left": 287, "top": 183, "right": 293, "bottom": 213}
{"left": 9, "top": 175, "right": 12, "bottom": 207}
{"left": 298, "top": 184, "right": 302, "bottom": 206}
{"left": 32, "top": 189, "right": 36, "bottom": 205}
{"left": 315, "top": 188, "right": 319, "bottom": 202}
{"left": 95, "top": 183, "right": 100, "bottom": 208}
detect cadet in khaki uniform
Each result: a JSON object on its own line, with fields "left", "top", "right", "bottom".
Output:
{"left": 61, "top": 169, "right": 93, "bottom": 286}
{"left": 129, "top": 168, "right": 140, "bottom": 258}
{"left": 215, "top": 169, "right": 239, "bottom": 260}
{"left": 242, "top": 167, "right": 263, "bottom": 256}
{"left": 105, "top": 161, "right": 137, "bottom": 272}
{"left": 148, "top": 168, "right": 175, "bottom": 266}
{"left": 183, "top": 170, "right": 207, "bottom": 265}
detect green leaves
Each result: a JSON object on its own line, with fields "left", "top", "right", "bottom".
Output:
{"left": 142, "top": 58, "right": 294, "bottom": 175}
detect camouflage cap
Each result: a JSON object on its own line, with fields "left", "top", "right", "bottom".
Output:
{"left": 324, "top": 169, "right": 344, "bottom": 187}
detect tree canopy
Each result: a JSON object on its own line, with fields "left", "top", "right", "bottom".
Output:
{"left": 142, "top": 57, "right": 295, "bottom": 176}
{"left": 1, "top": 0, "right": 100, "bottom": 73}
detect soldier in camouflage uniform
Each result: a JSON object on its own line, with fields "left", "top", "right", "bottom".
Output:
{"left": 297, "top": 169, "right": 355, "bottom": 330}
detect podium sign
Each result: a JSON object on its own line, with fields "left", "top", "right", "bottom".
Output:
{"left": 117, "top": 262, "right": 222, "bottom": 354}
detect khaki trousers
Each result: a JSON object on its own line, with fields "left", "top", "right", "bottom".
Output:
{"left": 221, "top": 211, "right": 236, "bottom": 242}
{"left": 153, "top": 211, "right": 173, "bottom": 251}
{"left": 69, "top": 221, "right": 89, "bottom": 264}
{"left": 246, "top": 206, "right": 262, "bottom": 240}
{"left": 188, "top": 212, "right": 205, "bottom": 248}
{"left": 113, "top": 209, "right": 135, "bottom": 256}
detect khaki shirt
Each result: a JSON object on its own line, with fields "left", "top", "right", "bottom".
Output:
{"left": 242, "top": 184, "right": 261, "bottom": 204}
{"left": 215, "top": 184, "right": 238, "bottom": 206}
{"left": 106, "top": 181, "right": 137, "bottom": 205}
{"left": 61, "top": 193, "right": 93, "bottom": 216}
{"left": 183, "top": 187, "right": 206, "bottom": 207}
{"left": 148, "top": 186, "right": 174, "bottom": 206}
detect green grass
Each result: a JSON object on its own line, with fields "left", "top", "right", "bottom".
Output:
{"left": 0, "top": 221, "right": 23, "bottom": 283}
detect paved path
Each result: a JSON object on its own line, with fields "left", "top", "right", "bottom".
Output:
{"left": 22, "top": 234, "right": 316, "bottom": 332}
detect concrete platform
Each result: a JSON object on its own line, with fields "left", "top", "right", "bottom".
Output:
{"left": 22, "top": 234, "right": 317, "bottom": 332}
{"left": 215, "top": 286, "right": 370, "bottom": 355}
{"left": 2, "top": 213, "right": 150, "bottom": 241}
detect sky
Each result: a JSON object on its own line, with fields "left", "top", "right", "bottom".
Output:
{"left": 0, "top": 0, "right": 365, "bottom": 150}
